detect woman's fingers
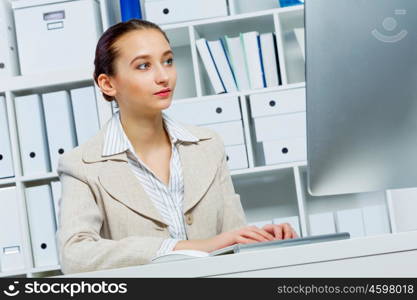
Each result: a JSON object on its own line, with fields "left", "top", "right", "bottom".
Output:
{"left": 248, "top": 226, "right": 275, "bottom": 241}
{"left": 282, "top": 223, "right": 293, "bottom": 239}
{"left": 236, "top": 236, "right": 258, "bottom": 244}
{"left": 240, "top": 229, "right": 269, "bottom": 242}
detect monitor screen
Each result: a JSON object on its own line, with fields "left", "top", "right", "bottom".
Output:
{"left": 305, "top": 0, "right": 417, "bottom": 196}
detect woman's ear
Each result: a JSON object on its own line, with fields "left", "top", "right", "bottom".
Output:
{"left": 97, "top": 73, "right": 117, "bottom": 98}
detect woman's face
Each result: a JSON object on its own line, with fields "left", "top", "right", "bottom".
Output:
{"left": 109, "top": 29, "right": 176, "bottom": 116}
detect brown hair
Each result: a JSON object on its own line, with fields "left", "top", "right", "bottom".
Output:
{"left": 93, "top": 19, "right": 170, "bottom": 102}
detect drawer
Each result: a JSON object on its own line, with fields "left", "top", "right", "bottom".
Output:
{"left": 145, "top": 0, "right": 228, "bottom": 25}
{"left": 262, "top": 137, "right": 306, "bottom": 165}
{"left": 202, "top": 121, "right": 244, "bottom": 146}
{"left": 225, "top": 144, "right": 248, "bottom": 170}
{"left": 254, "top": 112, "right": 306, "bottom": 142}
{"left": 249, "top": 88, "right": 305, "bottom": 118}
{"left": 165, "top": 97, "right": 241, "bottom": 125}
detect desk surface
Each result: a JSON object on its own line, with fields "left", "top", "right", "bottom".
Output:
{"left": 56, "top": 231, "right": 417, "bottom": 277}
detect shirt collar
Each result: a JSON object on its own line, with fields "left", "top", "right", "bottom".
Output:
{"left": 102, "top": 110, "right": 199, "bottom": 157}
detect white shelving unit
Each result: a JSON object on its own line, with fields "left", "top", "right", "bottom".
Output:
{"left": 0, "top": 0, "right": 416, "bottom": 278}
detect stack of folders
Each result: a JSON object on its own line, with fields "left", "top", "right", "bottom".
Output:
{"left": 14, "top": 86, "right": 100, "bottom": 176}
{"left": 196, "top": 31, "right": 282, "bottom": 94}
{"left": 309, "top": 205, "right": 391, "bottom": 238}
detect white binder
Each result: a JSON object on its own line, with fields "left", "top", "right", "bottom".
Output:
{"left": 50, "top": 180, "right": 62, "bottom": 227}
{"left": 309, "top": 212, "right": 336, "bottom": 236}
{"left": 15, "top": 94, "right": 51, "bottom": 175}
{"left": 241, "top": 31, "right": 264, "bottom": 89}
{"left": 70, "top": 86, "right": 100, "bottom": 145}
{"left": 195, "top": 38, "right": 225, "bottom": 94}
{"left": 42, "top": 90, "right": 77, "bottom": 172}
{"left": 335, "top": 208, "right": 365, "bottom": 238}
{"left": 0, "top": 96, "right": 14, "bottom": 178}
{"left": 362, "top": 205, "right": 391, "bottom": 236}
{"left": 260, "top": 33, "right": 280, "bottom": 87}
{"left": 25, "top": 184, "right": 59, "bottom": 268}
{"left": 206, "top": 39, "right": 238, "bottom": 93}
{"left": 0, "top": 187, "right": 25, "bottom": 272}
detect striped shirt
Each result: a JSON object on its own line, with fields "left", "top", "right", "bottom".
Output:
{"left": 102, "top": 110, "right": 199, "bottom": 256}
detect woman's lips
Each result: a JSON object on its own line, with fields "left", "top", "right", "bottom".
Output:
{"left": 154, "top": 89, "right": 171, "bottom": 98}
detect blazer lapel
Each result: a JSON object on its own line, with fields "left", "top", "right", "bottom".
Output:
{"left": 179, "top": 141, "right": 219, "bottom": 214}
{"left": 97, "top": 159, "right": 168, "bottom": 226}
{"left": 82, "top": 122, "right": 168, "bottom": 226}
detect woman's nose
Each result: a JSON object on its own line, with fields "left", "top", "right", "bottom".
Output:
{"left": 154, "top": 65, "right": 169, "bottom": 84}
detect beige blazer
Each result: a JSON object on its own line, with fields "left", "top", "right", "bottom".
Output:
{"left": 56, "top": 119, "right": 247, "bottom": 274}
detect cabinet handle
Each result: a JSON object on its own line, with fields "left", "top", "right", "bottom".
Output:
{"left": 269, "top": 100, "right": 276, "bottom": 107}
{"left": 216, "top": 107, "right": 222, "bottom": 114}
{"left": 282, "top": 147, "right": 289, "bottom": 154}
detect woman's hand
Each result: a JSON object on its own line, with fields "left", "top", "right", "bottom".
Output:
{"left": 174, "top": 225, "right": 275, "bottom": 253}
{"left": 174, "top": 224, "right": 297, "bottom": 253}
{"left": 221, "top": 225, "right": 276, "bottom": 246}
{"left": 262, "top": 223, "right": 298, "bottom": 240}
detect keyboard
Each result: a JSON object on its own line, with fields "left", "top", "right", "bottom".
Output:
{"left": 209, "top": 232, "right": 350, "bottom": 256}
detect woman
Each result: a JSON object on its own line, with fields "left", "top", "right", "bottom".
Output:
{"left": 57, "top": 19, "right": 297, "bottom": 275}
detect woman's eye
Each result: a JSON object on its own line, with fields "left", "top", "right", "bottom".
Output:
{"left": 164, "top": 57, "right": 174, "bottom": 65}
{"left": 137, "top": 63, "right": 149, "bottom": 70}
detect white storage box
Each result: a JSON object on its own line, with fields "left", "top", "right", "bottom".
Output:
{"left": 165, "top": 97, "right": 241, "bottom": 125}
{"left": 202, "top": 120, "right": 245, "bottom": 146}
{"left": 225, "top": 144, "right": 248, "bottom": 170}
{"left": 254, "top": 112, "right": 306, "bottom": 142}
{"left": 13, "top": 0, "right": 102, "bottom": 75}
{"left": 145, "top": 0, "right": 228, "bottom": 25}
{"left": 0, "top": 0, "right": 19, "bottom": 77}
{"left": 249, "top": 88, "right": 305, "bottom": 118}
{"left": 262, "top": 137, "right": 306, "bottom": 165}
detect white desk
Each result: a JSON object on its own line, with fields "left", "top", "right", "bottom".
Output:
{"left": 56, "top": 231, "right": 417, "bottom": 277}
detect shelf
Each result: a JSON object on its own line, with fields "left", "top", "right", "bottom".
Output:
{"left": 18, "top": 172, "right": 58, "bottom": 183}
{"left": 171, "top": 82, "right": 305, "bottom": 104}
{"left": 0, "top": 268, "right": 27, "bottom": 278}
{"left": 28, "top": 264, "right": 61, "bottom": 274}
{"left": 231, "top": 160, "right": 306, "bottom": 177}
{"left": 0, "top": 177, "right": 16, "bottom": 186}
{"left": 0, "top": 68, "right": 94, "bottom": 94}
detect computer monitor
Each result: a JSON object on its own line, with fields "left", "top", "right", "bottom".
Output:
{"left": 305, "top": 0, "right": 417, "bottom": 196}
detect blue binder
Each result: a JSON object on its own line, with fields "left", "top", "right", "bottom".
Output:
{"left": 120, "top": 0, "right": 142, "bottom": 22}
{"left": 279, "top": 0, "right": 303, "bottom": 7}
